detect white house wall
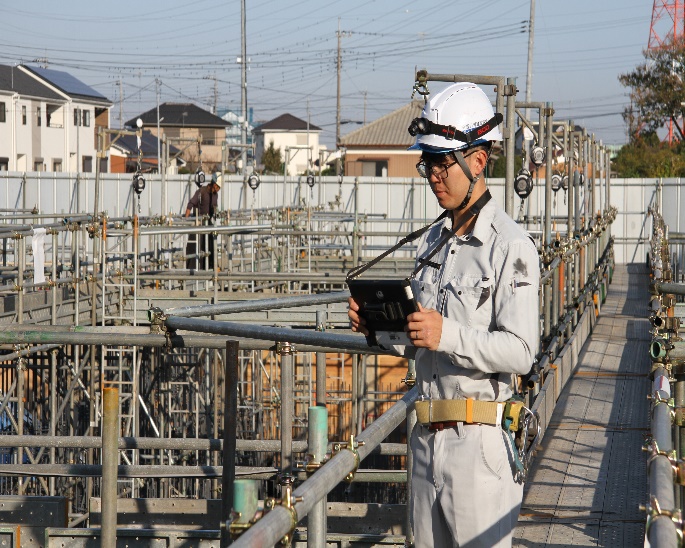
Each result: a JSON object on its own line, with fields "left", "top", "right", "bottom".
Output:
{"left": 256, "top": 130, "right": 321, "bottom": 176}
{"left": 0, "top": 97, "right": 101, "bottom": 173}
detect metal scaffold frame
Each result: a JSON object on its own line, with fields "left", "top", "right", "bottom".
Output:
{"left": 0, "top": 70, "right": 623, "bottom": 546}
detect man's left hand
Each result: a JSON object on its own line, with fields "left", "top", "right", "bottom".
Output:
{"left": 405, "top": 304, "right": 443, "bottom": 350}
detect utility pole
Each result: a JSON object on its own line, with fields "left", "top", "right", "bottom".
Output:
{"left": 363, "top": 90, "right": 367, "bottom": 125}
{"left": 119, "top": 79, "right": 123, "bottom": 129}
{"left": 156, "top": 79, "right": 161, "bottom": 173}
{"left": 240, "top": 0, "right": 248, "bottom": 178}
{"left": 524, "top": 0, "right": 536, "bottom": 164}
{"left": 335, "top": 20, "right": 350, "bottom": 175}
{"left": 214, "top": 77, "right": 218, "bottom": 115}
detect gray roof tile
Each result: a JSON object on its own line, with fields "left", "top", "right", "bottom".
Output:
{"left": 253, "top": 113, "right": 321, "bottom": 132}
{"left": 127, "top": 103, "right": 231, "bottom": 129}
{"left": 340, "top": 101, "right": 424, "bottom": 147}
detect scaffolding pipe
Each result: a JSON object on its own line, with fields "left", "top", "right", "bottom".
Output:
{"left": 221, "top": 340, "right": 239, "bottom": 548}
{"left": 101, "top": 386, "right": 119, "bottom": 548}
{"left": 647, "top": 365, "right": 679, "bottom": 547}
{"left": 231, "top": 387, "right": 418, "bottom": 548}
{"left": 0, "top": 330, "right": 383, "bottom": 355}
{"left": 162, "top": 316, "right": 379, "bottom": 354}
{"left": 163, "top": 291, "right": 349, "bottom": 318}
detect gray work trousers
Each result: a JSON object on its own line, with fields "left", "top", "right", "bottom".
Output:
{"left": 410, "top": 422, "right": 523, "bottom": 547}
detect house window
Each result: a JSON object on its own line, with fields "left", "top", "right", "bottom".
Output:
{"left": 74, "top": 109, "right": 79, "bottom": 126}
{"left": 83, "top": 110, "right": 90, "bottom": 127}
{"left": 0, "top": 103, "right": 5, "bottom": 123}
{"left": 22, "top": 106, "right": 26, "bottom": 125}
{"left": 34, "top": 159, "right": 45, "bottom": 172}
{"left": 82, "top": 156, "right": 93, "bottom": 173}
{"left": 52, "top": 159, "right": 62, "bottom": 172}
{"left": 37, "top": 107, "right": 41, "bottom": 127}
{"left": 0, "top": 157, "right": 8, "bottom": 171}
{"left": 361, "top": 160, "right": 388, "bottom": 177}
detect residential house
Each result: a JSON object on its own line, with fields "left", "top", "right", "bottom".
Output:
{"left": 0, "top": 64, "right": 112, "bottom": 172}
{"left": 219, "top": 107, "right": 254, "bottom": 172}
{"left": 109, "top": 130, "right": 185, "bottom": 174}
{"left": 126, "top": 103, "right": 231, "bottom": 173}
{"left": 339, "top": 101, "right": 424, "bottom": 178}
{"left": 252, "top": 113, "right": 323, "bottom": 176}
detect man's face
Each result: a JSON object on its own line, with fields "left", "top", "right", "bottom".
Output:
{"left": 421, "top": 150, "right": 477, "bottom": 210}
{"left": 212, "top": 183, "right": 220, "bottom": 193}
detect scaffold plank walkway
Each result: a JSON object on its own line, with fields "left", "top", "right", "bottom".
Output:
{"left": 514, "top": 263, "right": 649, "bottom": 547}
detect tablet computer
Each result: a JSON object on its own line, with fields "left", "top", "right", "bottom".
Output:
{"left": 347, "top": 278, "right": 419, "bottom": 349}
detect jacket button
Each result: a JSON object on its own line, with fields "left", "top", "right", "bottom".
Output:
{"left": 433, "top": 374, "right": 437, "bottom": 379}
{"left": 458, "top": 290, "right": 462, "bottom": 295}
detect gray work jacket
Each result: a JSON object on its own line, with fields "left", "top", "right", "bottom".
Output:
{"left": 404, "top": 196, "right": 540, "bottom": 403}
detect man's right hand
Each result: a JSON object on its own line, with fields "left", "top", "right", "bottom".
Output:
{"left": 348, "top": 297, "right": 369, "bottom": 336}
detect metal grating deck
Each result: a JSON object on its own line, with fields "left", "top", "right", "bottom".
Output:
{"left": 514, "top": 264, "right": 650, "bottom": 547}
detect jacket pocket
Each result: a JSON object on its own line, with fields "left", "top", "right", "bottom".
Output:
{"left": 445, "top": 276, "right": 494, "bottom": 328}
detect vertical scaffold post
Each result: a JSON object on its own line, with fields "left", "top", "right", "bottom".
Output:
{"left": 307, "top": 405, "right": 328, "bottom": 547}
{"left": 279, "top": 342, "right": 294, "bottom": 475}
{"left": 221, "top": 340, "right": 239, "bottom": 548}
{"left": 101, "top": 386, "right": 119, "bottom": 548}
{"left": 316, "top": 310, "right": 327, "bottom": 406}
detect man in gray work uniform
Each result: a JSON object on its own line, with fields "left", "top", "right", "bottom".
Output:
{"left": 349, "top": 82, "right": 540, "bottom": 547}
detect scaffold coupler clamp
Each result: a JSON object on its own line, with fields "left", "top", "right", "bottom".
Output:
{"left": 332, "top": 433, "right": 365, "bottom": 483}
{"left": 411, "top": 69, "right": 430, "bottom": 101}
{"left": 226, "top": 509, "right": 257, "bottom": 540}
{"left": 643, "top": 438, "right": 678, "bottom": 480}
{"left": 640, "top": 494, "right": 684, "bottom": 543}
{"left": 647, "top": 391, "right": 675, "bottom": 423}
{"left": 272, "top": 473, "right": 303, "bottom": 547}
{"left": 402, "top": 370, "right": 416, "bottom": 388}
{"left": 276, "top": 341, "right": 295, "bottom": 355}
{"left": 148, "top": 307, "right": 174, "bottom": 349}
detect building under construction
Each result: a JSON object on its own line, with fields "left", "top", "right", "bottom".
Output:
{"left": 0, "top": 71, "right": 682, "bottom": 548}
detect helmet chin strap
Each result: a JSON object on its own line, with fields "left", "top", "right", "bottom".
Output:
{"left": 452, "top": 150, "right": 480, "bottom": 211}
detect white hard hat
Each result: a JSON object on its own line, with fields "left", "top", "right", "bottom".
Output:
{"left": 212, "top": 172, "right": 222, "bottom": 188}
{"left": 409, "top": 82, "right": 503, "bottom": 153}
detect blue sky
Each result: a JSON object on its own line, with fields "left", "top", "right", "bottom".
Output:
{"left": 2, "top": 0, "right": 653, "bottom": 147}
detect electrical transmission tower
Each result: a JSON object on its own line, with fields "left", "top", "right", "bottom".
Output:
{"left": 649, "top": 0, "right": 685, "bottom": 49}
{"left": 648, "top": 1, "right": 685, "bottom": 143}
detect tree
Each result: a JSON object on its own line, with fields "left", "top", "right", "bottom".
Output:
{"left": 261, "top": 140, "right": 283, "bottom": 174}
{"left": 612, "top": 131, "right": 685, "bottom": 178}
{"left": 619, "top": 38, "right": 685, "bottom": 141}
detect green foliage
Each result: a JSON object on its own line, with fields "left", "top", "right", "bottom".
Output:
{"left": 612, "top": 132, "right": 685, "bottom": 177}
{"left": 261, "top": 140, "right": 283, "bottom": 174}
{"left": 490, "top": 154, "right": 522, "bottom": 178}
{"left": 619, "top": 37, "right": 685, "bottom": 141}
{"left": 614, "top": 38, "right": 685, "bottom": 176}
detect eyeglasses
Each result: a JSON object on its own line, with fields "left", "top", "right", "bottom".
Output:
{"left": 416, "top": 157, "right": 458, "bottom": 179}
{"left": 416, "top": 150, "right": 476, "bottom": 179}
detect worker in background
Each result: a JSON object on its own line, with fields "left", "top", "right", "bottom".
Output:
{"left": 349, "top": 82, "right": 540, "bottom": 547}
{"left": 184, "top": 172, "right": 221, "bottom": 269}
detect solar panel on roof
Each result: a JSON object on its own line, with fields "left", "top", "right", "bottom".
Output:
{"left": 28, "top": 66, "right": 108, "bottom": 100}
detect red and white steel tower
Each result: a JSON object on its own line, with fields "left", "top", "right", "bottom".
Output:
{"left": 648, "top": 1, "right": 685, "bottom": 142}
{"left": 649, "top": 0, "right": 685, "bottom": 49}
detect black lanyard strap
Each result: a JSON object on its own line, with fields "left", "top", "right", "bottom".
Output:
{"left": 410, "top": 189, "right": 491, "bottom": 279}
{"left": 346, "top": 189, "right": 491, "bottom": 282}
{"left": 346, "top": 210, "right": 450, "bottom": 282}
